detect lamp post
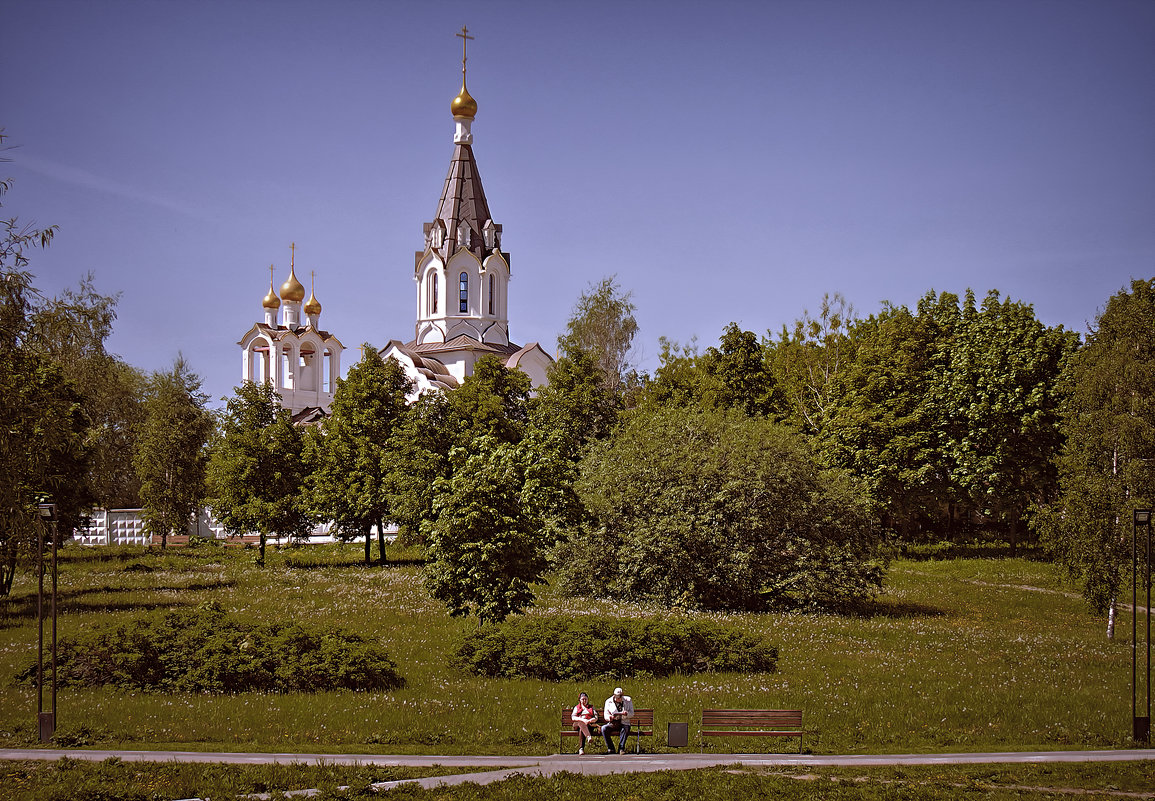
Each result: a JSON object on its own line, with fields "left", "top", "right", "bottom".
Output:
{"left": 1134, "top": 509, "right": 1152, "bottom": 743}
{"left": 36, "top": 503, "right": 57, "bottom": 743}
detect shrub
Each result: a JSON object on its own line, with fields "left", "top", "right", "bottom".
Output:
{"left": 452, "top": 616, "right": 776, "bottom": 680}
{"left": 562, "top": 406, "right": 883, "bottom": 611}
{"left": 16, "top": 601, "right": 403, "bottom": 693}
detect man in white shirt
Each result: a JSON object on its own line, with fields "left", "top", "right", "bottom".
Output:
{"left": 601, "top": 687, "right": 634, "bottom": 754}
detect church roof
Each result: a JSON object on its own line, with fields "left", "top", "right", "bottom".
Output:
{"left": 290, "top": 406, "right": 328, "bottom": 426}
{"left": 408, "top": 334, "right": 525, "bottom": 358}
{"left": 429, "top": 144, "right": 494, "bottom": 262}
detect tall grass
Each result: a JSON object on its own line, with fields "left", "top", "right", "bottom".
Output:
{"left": 0, "top": 544, "right": 1134, "bottom": 754}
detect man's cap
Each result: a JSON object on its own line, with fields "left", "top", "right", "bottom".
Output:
{"left": 614, "top": 687, "right": 623, "bottom": 695}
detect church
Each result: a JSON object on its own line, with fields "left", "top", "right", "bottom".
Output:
{"left": 241, "top": 30, "right": 552, "bottom": 416}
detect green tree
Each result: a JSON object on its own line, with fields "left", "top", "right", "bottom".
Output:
{"left": 1034, "top": 279, "right": 1155, "bottom": 628}
{"left": 30, "top": 275, "right": 147, "bottom": 508}
{"left": 529, "top": 349, "right": 619, "bottom": 461}
{"left": 135, "top": 356, "right": 214, "bottom": 548}
{"left": 388, "top": 390, "right": 453, "bottom": 543}
{"left": 207, "top": 381, "right": 312, "bottom": 565}
{"left": 0, "top": 165, "right": 89, "bottom": 596}
{"left": 557, "top": 276, "right": 639, "bottom": 398}
{"left": 767, "top": 292, "right": 858, "bottom": 434}
{"left": 819, "top": 303, "right": 945, "bottom": 538}
{"left": 699, "top": 323, "right": 783, "bottom": 417}
{"left": 310, "top": 346, "right": 413, "bottom": 565}
{"left": 423, "top": 434, "right": 569, "bottom": 624}
{"left": 561, "top": 406, "right": 880, "bottom": 610}
{"left": 941, "top": 290, "right": 1078, "bottom": 545}
{"left": 446, "top": 355, "right": 531, "bottom": 448}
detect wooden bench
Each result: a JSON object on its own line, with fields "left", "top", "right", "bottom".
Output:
{"left": 150, "top": 534, "right": 190, "bottom": 547}
{"left": 560, "top": 708, "right": 654, "bottom": 754}
{"left": 222, "top": 535, "right": 262, "bottom": 548}
{"left": 700, "top": 709, "right": 804, "bottom": 753}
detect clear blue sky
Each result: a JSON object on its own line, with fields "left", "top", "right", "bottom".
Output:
{"left": 4, "top": 0, "right": 1153, "bottom": 404}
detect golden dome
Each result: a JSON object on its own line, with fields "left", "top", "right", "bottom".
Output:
{"left": 451, "top": 81, "right": 477, "bottom": 119}
{"left": 281, "top": 265, "right": 306, "bottom": 303}
{"left": 304, "top": 273, "right": 322, "bottom": 315}
{"left": 262, "top": 267, "right": 281, "bottom": 309}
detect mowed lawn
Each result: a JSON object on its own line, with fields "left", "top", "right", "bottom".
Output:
{"left": 0, "top": 545, "right": 1134, "bottom": 754}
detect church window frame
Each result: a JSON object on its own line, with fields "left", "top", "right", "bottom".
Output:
{"left": 488, "top": 274, "right": 494, "bottom": 315}
{"left": 431, "top": 273, "right": 438, "bottom": 314}
{"left": 459, "top": 271, "right": 469, "bottom": 313}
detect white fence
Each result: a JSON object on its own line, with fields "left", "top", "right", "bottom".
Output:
{"left": 74, "top": 509, "right": 350, "bottom": 546}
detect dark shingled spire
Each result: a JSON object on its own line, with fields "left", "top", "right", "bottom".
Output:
{"left": 428, "top": 142, "right": 495, "bottom": 262}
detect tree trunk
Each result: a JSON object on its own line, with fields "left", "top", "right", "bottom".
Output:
{"left": 1108, "top": 594, "right": 1117, "bottom": 640}
{"left": 377, "top": 519, "right": 387, "bottom": 566}
{"left": 0, "top": 551, "right": 14, "bottom": 597}
{"left": 258, "top": 532, "right": 267, "bottom": 567}
{"left": 364, "top": 528, "right": 371, "bottom": 566}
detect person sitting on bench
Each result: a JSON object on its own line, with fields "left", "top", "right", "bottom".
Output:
{"left": 571, "top": 692, "right": 598, "bottom": 754}
{"left": 601, "top": 686, "right": 634, "bottom": 754}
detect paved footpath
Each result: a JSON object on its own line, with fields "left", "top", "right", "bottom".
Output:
{"left": 2, "top": 748, "right": 1154, "bottom": 792}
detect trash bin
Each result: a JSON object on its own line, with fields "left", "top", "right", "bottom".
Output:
{"left": 667, "top": 721, "right": 689, "bottom": 748}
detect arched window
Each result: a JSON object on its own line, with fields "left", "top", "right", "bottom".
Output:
{"left": 459, "top": 272, "right": 468, "bottom": 313}
{"left": 431, "top": 273, "right": 438, "bottom": 314}
{"left": 488, "top": 274, "right": 495, "bottom": 315}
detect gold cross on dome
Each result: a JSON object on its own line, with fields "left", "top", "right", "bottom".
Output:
{"left": 456, "top": 25, "right": 474, "bottom": 76}
{"left": 290, "top": 241, "right": 296, "bottom": 268}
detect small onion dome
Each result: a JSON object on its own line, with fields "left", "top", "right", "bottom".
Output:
{"left": 262, "top": 271, "right": 281, "bottom": 309}
{"left": 280, "top": 265, "right": 306, "bottom": 302}
{"left": 451, "top": 81, "right": 477, "bottom": 119}
{"left": 304, "top": 289, "right": 322, "bottom": 316}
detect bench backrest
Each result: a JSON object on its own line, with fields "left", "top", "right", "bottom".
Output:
{"left": 701, "top": 709, "right": 802, "bottom": 729}
{"left": 631, "top": 709, "right": 654, "bottom": 727}
{"left": 562, "top": 708, "right": 654, "bottom": 727}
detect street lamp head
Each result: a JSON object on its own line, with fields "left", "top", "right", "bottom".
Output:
{"left": 37, "top": 503, "right": 56, "bottom": 522}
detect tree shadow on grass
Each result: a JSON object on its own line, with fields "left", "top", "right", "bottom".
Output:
{"left": 0, "top": 598, "right": 197, "bottom": 629}
{"left": 0, "top": 579, "right": 235, "bottom": 624}
{"left": 821, "top": 597, "right": 949, "bottom": 619}
{"left": 283, "top": 558, "right": 429, "bottom": 570}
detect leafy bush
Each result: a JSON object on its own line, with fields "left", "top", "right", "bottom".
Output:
{"left": 561, "top": 406, "right": 883, "bottom": 611}
{"left": 16, "top": 601, "right": 403, "bottom": 693}
{"left": 453, "top": 616, "right": 776, "bottom": 680}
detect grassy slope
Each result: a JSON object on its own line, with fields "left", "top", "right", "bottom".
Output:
{"left": 0, "top": 545, "right": 1134, "bottom": 754}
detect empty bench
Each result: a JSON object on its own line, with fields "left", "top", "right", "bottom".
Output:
{"left": 700, "top": 709, "right": 804, "bottom": 753}
{"left": 150, "top": 534, "right": 190, "bottom": 547}
{"left": 560, "top": 708, "right": 654, "bottom": 754}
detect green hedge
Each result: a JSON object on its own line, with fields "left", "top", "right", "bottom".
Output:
{"left": 17, "top": 601, "right": 403, "bottom": 693}
{"left": 453, "top": 616, "right": 777, "bottom": 680}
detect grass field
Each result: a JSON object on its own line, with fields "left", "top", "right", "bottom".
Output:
{"left": 0, "top": 543, "right": 1138, "bottom": 755}
{"left": 5, "top": 760, "right": 1155, "bottom": 800}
